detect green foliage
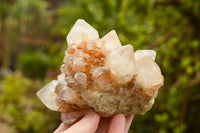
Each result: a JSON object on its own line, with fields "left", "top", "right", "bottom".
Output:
{"left": 0, "top": 0, "right": 200, "bottom": 133}
{"left": 17, "top": 44, "right": 65, "bottom": 78}
{"left": 0, "top": 74, "right": 31, "bottom": 103}
{"left": 0, "top": 74, "right": 59, "bottom": 133}
{"left": 18, "top": 52, "right": 50, "bottom": 78}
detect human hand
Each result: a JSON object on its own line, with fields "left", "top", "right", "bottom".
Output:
{"left": 54, "top": 111, "right": 134, "bottom": 133}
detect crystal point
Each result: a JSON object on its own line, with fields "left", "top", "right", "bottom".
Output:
{"left": 67, "top": 19, "right": 99, "bottom": 47}
{"left": 101, "top": 30, "right": 122, "bottom": 53}
{"left": 135, "top": 56, "right": 164, "bottom": 97}
{"left": 135, "top": 50, "right": 156, "bottom": 60}
{"left": 105, "top": 44, "right": 136, "bottom": 84}
{"left": 36, "top": 80, "right": 58, "bottom": 111}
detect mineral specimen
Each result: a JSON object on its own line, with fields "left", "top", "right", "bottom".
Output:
{"left": 37, "top": 19, "right": 164, "bottom": 125}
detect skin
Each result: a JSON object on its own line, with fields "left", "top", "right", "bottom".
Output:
{"left": 54, "top": 111, "right": 134, "bottom": 133}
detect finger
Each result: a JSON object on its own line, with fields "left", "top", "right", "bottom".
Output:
{"left": 63, "top": 111, "right": 100, "bottom": 133}
{"left": 108, "top": 114, "right": 126, "bottom": 133}
{"left": 54, "top": 123, "right": 70, "bottom": 133}
{"left": 96, "top": 117, "right": 111, "bottom": 133}
{"left": 124, "top": 114, "right": 134, "bottom": 133}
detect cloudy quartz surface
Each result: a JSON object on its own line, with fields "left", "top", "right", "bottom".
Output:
{"left": 37, "top": 19, "right": 164, "bottom": 125}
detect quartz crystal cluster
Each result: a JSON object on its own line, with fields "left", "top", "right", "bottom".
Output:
{"left": 37, "top": 19, "right": 164, "bottom": 125}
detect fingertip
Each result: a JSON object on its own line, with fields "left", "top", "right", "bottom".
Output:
{"left": 114, "top": 114, "right": 126, "bottom": 123}
{"left": 54, "top": 123, "right": 69, "bottom": 133}
{"left": 85, "top": 110, "right": 100, "bottom": 120}
{"left": 108, "top": 114, "right": 126, "bottom": 133}
{"left": 124, "top": 114, "right": 134, "bottom": 133}
{"left": 126, "top": 114, "right": 134, "bottom": 121}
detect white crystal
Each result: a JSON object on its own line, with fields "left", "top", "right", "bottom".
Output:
{"left": 60, "top": 64, "right": 65, "bottom": 72}
{"left": 57, "top": 73, "right": 65, "bottom": 82}
{"left": 91, "top": 67, "right": 112, "bottom": 91}
{"left": 67, "top": 19, "right": 99, "bottom": 47}
{"left": 91, "top": 67, "right": 105, "bottom": 77}
{"left": 105, "top": 45, "right": 136, "bottom": 84}
{"left": 74, "top": 72, "right": 87, "bottom": 88}
{"left": 135, "top": 56, "right": 163, "bottom": 96}
{"left": 135, "top": 50, "right": 156, "bottom": 60}
{"left": 36, "top": 80, "right": 58, "bottom": 111}
{"left": 60, "top": 64, "right": 70, "bottom": 75}
{"left": 60, "top": 86, "right": 77, "bottom": 101}
{"left": 101, "top": 30, "right": 122, "bottom": 53}
{"left": 73, "top": 56, "right": 86, "bottom": 67}
{"left": 65, "top": 76, "right": 76, "bottom": 85}
{"left": 64, "top": 53, "right": 74, "bottom": 67}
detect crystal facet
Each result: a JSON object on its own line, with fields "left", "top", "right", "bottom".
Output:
{"left": 135, "top": 50, "right": 156, "bottom": 60}
{"left": 101, "top": 30, "right": 122, "bottom": 53}
{"left": 67, "top": 19, "right": 99, "bottom": 47}
{"left": 36, "top": 80, "right": 58, "bottom": 111}
{"left": 135, "top": 56, "right": 163, "bottom": 97}
{"left": 105, "top": 45, "right": 136, "bottom": 84}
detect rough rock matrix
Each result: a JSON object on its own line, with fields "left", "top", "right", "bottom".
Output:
{"left": 37, "top": 19, "right": 164, "bottom": 125}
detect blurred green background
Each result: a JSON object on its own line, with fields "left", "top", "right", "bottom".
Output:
{"left": 0, "top": 0, "right": 200, "bottom": 133}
